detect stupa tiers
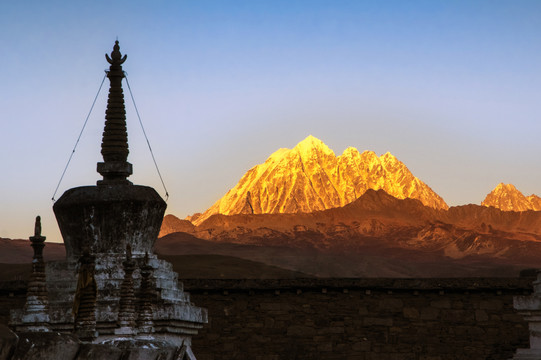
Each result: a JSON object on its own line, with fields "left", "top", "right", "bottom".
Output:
{"left": 9, "top": 41, "right": 206, "bottom": 357}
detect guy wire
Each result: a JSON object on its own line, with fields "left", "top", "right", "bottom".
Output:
{"left": 51, "top": 73, "right": 107, "bottom": 201}
{"left": 124, "top": 75, "right": 170, "bottom": 201}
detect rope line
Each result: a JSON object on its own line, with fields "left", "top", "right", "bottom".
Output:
{"left": 124, "top": 75, "right": 169, "bottom": 201}
{"left": 51, "top": 74, "right": 107, "bottom": 201}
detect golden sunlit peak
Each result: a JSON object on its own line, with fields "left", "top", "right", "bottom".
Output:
{"left": 193, "top": 136, "right": 449, "bottom": 225}
{"left": 293, "top": 135, "right": 334, "bottom": 156}
{"left": 495, "top": 183, "right": 516, "bottom": 190}
{"left": 360, "top": 150, "right": 378, "bottom": 157}
{"left": 480, "top": 182, "right": 541, "bottom": 212}
{"left": 381, "top": 151, "right": 398, "bottom": 161}
{"left": 340, "top": 146, "right": 360, "bottom": 157}
{"left": 295, "top": 135, "right": 323, "bottom": 147}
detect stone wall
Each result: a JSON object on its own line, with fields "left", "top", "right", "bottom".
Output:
{"left": 0, "top": 282, "right": 25, "bottom": 327}
{"left": 0, "top": 278, "right": 534, "bottom": 359}
{"left": 184, "top": 278, "right": 533, "bottom": 360}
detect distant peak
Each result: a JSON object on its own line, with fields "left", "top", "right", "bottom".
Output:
{"left": 360, "top": 150, "right": 378, "bottom": 158}
{"left": 482, "top": 182, "right": 532, "bottom": 212}
{"left": 493, "top": 183, "right": 519, "bottom": 193}
{"left": 380, "top": 152, "right": 398, "bottom": 161}
{"left": 293, "top": 135, "right": 334, "bottom": 156}
{"left": 296, "top": 135, "right": 324, "bottom": 147}
{"left": 341, "top": 146, "right": 360, "bottom": 157}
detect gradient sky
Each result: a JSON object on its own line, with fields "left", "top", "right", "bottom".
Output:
{"left": 1, "top": 1, "right": 540, "bottom": 242}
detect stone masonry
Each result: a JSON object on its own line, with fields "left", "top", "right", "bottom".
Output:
{"left": 0, "top": 277, "right": 533, "bottom": 359}
{"left": 187, "top": 278, "right": 531, "bottom": 360}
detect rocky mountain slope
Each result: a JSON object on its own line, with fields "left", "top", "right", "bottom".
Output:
{"left": 482, "top": 183, "right": 541, "bottom": 211}
{"left": 4, "top": 187, "right": 541, "bottom": 277}
{"left": 193, "top": 136, "right": 447, "bottom": 225}
{"left": 161, "top": 189, "right": 541, "bottom": 277}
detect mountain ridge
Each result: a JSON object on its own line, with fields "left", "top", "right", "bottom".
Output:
{"left": 160, "top": 189, "right": 541, "bottom": 277}
{"left": 173, "top": 189, "right": 541, "bottom": 241}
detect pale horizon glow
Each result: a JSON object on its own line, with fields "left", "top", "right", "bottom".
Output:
{"left": 1, "top": 1, "right": 540, "bottom": 242}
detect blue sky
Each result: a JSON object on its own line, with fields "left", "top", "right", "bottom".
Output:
{"left": 1, "top": 1, "right": 540, "bottom": 241}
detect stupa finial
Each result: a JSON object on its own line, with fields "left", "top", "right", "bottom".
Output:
{"left": 34, "top": 216, "right": 42, "bottom": 237}
{"left": 105, "top": 40, "right": 127, "bottom": 66}
{"left": 97, "top": 40, "right": 133, "bottom": 185}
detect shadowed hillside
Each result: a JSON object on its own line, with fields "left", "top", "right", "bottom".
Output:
{"left": 0, "top": 238, "right": 65, "bottom": 263}
{"left": 159, "top": 190, "right": 541, "bottom": 278}
{"left": 158, "top": 254, "right": 312, "bottom": 279}
{"left": 0, "top": 254, "right": 311, "bottom": 282}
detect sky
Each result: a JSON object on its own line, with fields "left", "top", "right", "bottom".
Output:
{"left": 1, "top": 1, "right": 540, "bottom": 242}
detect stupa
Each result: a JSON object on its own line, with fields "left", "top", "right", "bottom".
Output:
{"left": 512, "top": 271, "right": 541, "bottom": 359}
{"left": 8, "top": 41, "right": 206, "bottom": 359}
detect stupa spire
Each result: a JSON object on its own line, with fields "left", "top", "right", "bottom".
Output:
{"left": 97, "top": 40, "right": 133, "bottom": 184}
{"left": 16, "top": 216, "right": 51, "bottom": 332}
